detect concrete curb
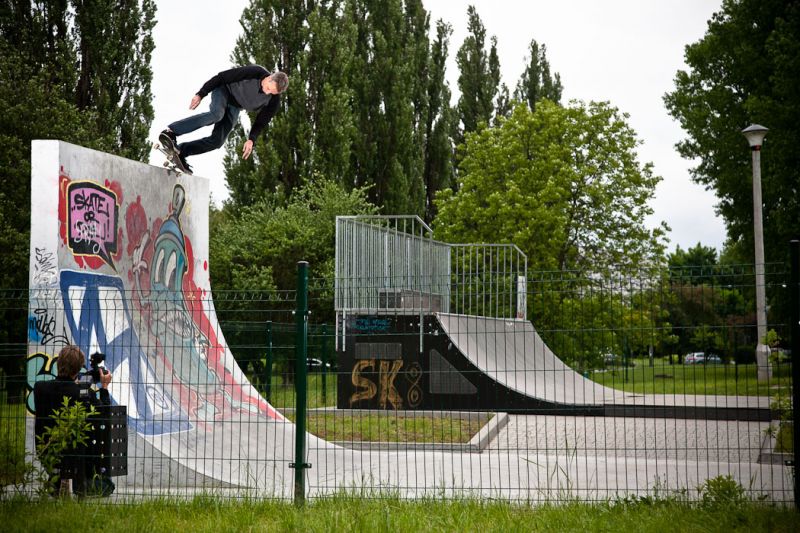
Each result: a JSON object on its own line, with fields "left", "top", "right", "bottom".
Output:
{"left": 757, "top": 420, "right": 793, "bottom": 465}
{"left": 280, "top": 408, "right": 508, "bottom": 453}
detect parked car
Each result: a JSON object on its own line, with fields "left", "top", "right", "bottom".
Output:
{"left": 306, "top": 357, "right": 335, "bottom": 372}
{"left": 603, "top": 353, "right": 635, "bottom": 367}
{"left": 684, "top": 352, "right": 722, "bottom": 365}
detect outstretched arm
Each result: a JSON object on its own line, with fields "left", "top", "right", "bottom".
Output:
{"left": 242, "top": 94, "right": 281, "bottom": 159}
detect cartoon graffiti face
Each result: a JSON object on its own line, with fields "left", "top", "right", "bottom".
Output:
{"left": 144, "top": 185, "right": 217, "bottom": 392}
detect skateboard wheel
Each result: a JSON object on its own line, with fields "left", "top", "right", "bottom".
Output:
{"left": 163, "top": 161, "right": 170, "bottom": 167}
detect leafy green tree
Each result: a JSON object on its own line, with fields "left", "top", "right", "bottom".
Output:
{"left": 210, "top": 180, "right": 377, "bottom": 322}
{"left": 435, "top": 101, "right": 667, "bottom": 275}
{"left": 0, "top": 32, "right": 115, "bottom": 386}
{"left": 668, "top": 242, "right": 720, "bottom": 285}
{"left": 1, "top": 1, "right": 156, "bottom": 161}
{"left": 664, "top": 0, "right": 800, "bottom": 267}
{"left": 513, "top": 39, "right": 563, "bottom": 110}
{"left": 454, "top": 5, "right": 501, "bottom": 144}
{"left": 669, "top": 243, "right": 718, "bottom": 269}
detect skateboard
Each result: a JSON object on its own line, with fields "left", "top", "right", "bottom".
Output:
{"left": 153, "top": 141, "right": 191, "bottom": 176}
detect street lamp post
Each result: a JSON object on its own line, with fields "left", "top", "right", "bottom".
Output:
{"left": 742, "top": 124, "right": 771, "bottom": 382}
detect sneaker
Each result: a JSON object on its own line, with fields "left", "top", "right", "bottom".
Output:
{"left": 159, "top": 129, "right": 179, "bottom": 155}
{"left": 178, "top": 154, "right": 193, "bottom": 175}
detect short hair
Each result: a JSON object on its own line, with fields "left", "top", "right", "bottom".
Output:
{"left": 270, "top": 71, "right": 289, "bottom": 93}
{"left": 57, "top": 345, "right": 85, "bottom": 378}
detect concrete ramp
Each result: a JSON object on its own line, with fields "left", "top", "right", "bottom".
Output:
{"left": 26, "top": 140, "right": 311, "bottom": 491}
{"left": 436, "top": 313, "right": 770, "bottom": 419}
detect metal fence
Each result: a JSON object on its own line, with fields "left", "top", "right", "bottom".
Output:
{"left": 2, "top": 252, "right": 798, "bottom": 504}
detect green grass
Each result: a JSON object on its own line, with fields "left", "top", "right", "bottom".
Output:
{"left": 590, "top": 359, "right": 791, "bottom": 396}
{"left": 265, "top": 373, "right": 337, "bottom": 408}
{"left": 775, "top": 423, "right": 793, "bottom": 453}
{"left": 0, "top": 401, "right": 28, "bottom": 486}
{"left": 282, "top": 412, "right": 490, "bottom": 443}
{"left": 0, "top": 496, "right": 797, "bottom": 532}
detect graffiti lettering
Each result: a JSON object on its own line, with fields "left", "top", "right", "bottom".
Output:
{"left": 67, "top": 182, "right": 118, "bottom": 269}
{"left": 379, "top": 360, "right": 403, "bottom": 410}
{"left": 28, "top": 308, "right": 69, "bottom": 346}
{"left": 406, "top": 362, "right": 423, "bottom": 408}
{"left": 349, "top": 358, "right": 404, "bottom": 409}
{"left": 350, "top": 360, "right": 378, "bottom": 406}
{"left": 72, "top": 221, "right": 103, "bottom": 254}
{"left": 72, "top": 191, "right": 111, "bottom": 219}
{"left": 33, "top": 248, "right": 57, "bottom": 287}
{"left": 352, "top": 317, "right": 391, "bottom": 333}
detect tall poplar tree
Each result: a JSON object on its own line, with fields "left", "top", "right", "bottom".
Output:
{"left": 225, "top": 0, "right": 454, "bottom": 217}
{"left": 72, "top": 0, "right": 156, "bottom": 160}
{"left": 1, "top": 0, "right": 156, "bottom": 160}
{"left": 422, "top": 20, "right": 455, "bottom": 221}
{"left": 514, "top": 39, "right": 563, "bottom": 110}
{"left": 454, "top": 5, "right": 501, "bottom": 144}
{"left": 226, "top": 0, "right": 317, "bottom": 205}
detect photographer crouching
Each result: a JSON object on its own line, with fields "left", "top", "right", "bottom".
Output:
{"left": 33, "top": 345, "right": 115, "bottom": 497}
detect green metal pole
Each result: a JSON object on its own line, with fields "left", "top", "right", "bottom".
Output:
{"left": 293, "top": 261, "right": 310, "bottom": 505}
{"left": 789, "top": 240, "right": 799, "bottom": 511}
{"left": 321, "top": 323, "right": 328, "bottom": 405}
{"left": 264, "top": 321, "right": 273, "bottom": 402}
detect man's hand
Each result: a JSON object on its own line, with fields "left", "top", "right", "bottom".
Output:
{"left": 242, "top": 139, "right": 254, "bottom": 159}
{"left": 190, "top": 94, "right": 202, "bottom": 110}
{"left": 99, "top": 369, "right": 113, "bottom": 389}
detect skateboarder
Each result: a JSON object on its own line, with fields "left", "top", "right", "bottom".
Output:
{"left": 159, "top": 65, "right": 289, "bottom": 174}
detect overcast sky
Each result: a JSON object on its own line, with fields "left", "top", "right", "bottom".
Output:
{"left": 148, "top": 0, "right": 727, "bottom": 253}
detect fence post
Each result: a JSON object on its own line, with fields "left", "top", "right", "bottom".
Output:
{"left": 321, "top": 323, "right": 328, "bottom": 405}
{"left": 790, "top": 240, "right": 799, "bottom": 510}
{"left": 292, "top": 261, "right": 310, "bottom": 505}
{"left": 264, "top": 321, "right": 273, "bottom": 402}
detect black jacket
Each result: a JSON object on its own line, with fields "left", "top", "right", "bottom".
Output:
{"left": 197, "top": 65, "right": 281, "bottom": 142}
{"left": 33, "top": 377, "right": 110, "bottom": 446}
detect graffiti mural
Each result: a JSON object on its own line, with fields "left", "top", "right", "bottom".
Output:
{"left": 66, "top": 181, "right": 120, "bottom": 269}
{"left": 60, "top": 270, "right": 192, "bottom": 435}
{"left": 31, "top": 146, "right": 281, "bottom": 450}
{"left": 25, "top": 352, "right": 58, "bottom": 413}
{"left": 126, "top": 184, "right": 277, "bottom": 424}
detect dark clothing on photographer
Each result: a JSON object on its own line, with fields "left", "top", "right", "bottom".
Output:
{"left": 33, "top": 377, "right": 112, "bottom": 495}
{"left": 34, "top": 377, "right": 110, "bottom": 443}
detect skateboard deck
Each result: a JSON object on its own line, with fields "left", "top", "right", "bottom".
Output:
{"left": 153, "top": 142, "right": 191, "bottom": 175}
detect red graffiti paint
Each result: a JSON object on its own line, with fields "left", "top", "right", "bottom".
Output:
{"left": 181, "top": 237, "right": 277, "bottom": 419}
{"left": 125, "top": 204, "right": 278, "bottom": 423}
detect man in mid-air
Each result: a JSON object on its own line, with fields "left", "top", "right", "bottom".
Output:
{"left": 159, "top": 65, "right": 289, "bottom": 174}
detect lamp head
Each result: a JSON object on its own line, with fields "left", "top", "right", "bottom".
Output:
{"left": 742, "top": 124, "right": 768, "bottom": 148}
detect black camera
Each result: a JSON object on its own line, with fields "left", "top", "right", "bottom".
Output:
{"left": 83, "top": 351, "right": 108, "bottom": 383}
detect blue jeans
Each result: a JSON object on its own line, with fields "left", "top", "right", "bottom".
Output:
{"left": 168, "top": 88, "right": 241, "bottom": 157}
